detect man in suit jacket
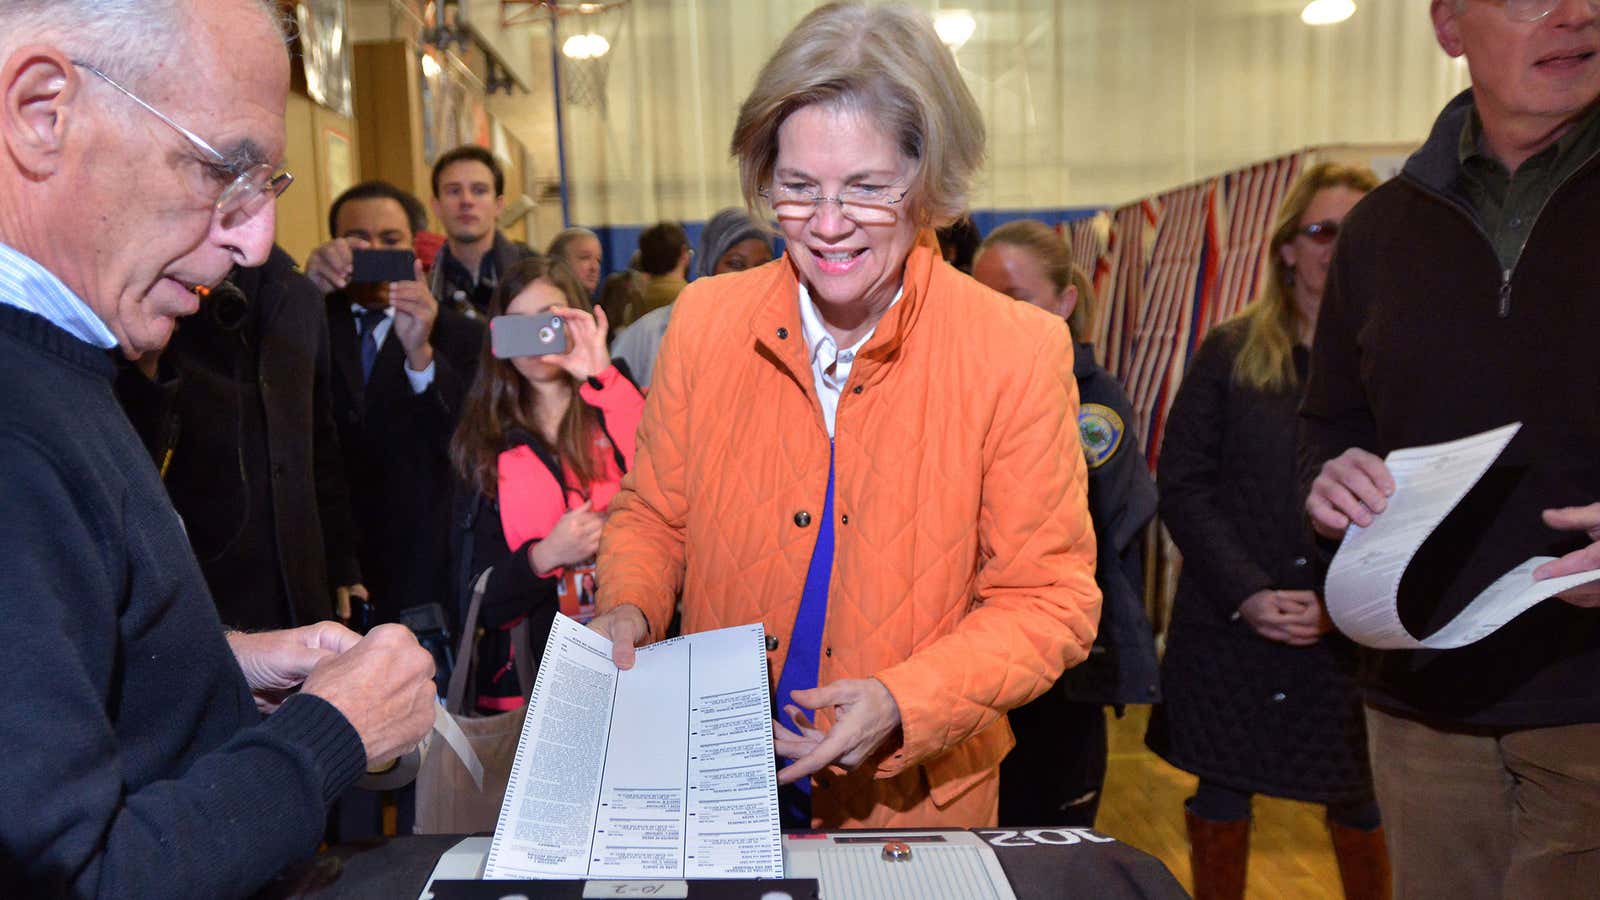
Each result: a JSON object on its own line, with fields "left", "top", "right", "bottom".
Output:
{"left": 117, "top": 245, "right": 364, "bottom": 632}
{"left": 306, "top": 181, "right": 485, "bottom": 626}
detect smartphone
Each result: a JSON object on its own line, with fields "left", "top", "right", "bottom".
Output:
{"left": 350, "top": 248, "right": 417, "bottom": 284}
{"left": 491, "top": 312, "right": 568, "bottom": 358}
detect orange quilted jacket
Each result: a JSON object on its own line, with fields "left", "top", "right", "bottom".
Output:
{"left": 596, "top": 233, "right": 1100, "bottom": 828}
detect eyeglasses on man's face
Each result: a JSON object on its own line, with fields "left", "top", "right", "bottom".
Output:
{"left": 72, "top": 61, "right": 292, "bottom": 223}
{"left": 1497, "top": 0, "right": 1600, "bottom": 23}
{"left": 759, "top": 182, "right": 909, "bottom": 226}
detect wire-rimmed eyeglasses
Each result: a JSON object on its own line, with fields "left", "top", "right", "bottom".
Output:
{"left": 759, "top": 182, "right": 909, "bottom": 225}
{"left": 72, "top": 61, "right": 292, "bottom": 223}
{"left": 1499, "top": 0, "right": 1600, "bottom": 23}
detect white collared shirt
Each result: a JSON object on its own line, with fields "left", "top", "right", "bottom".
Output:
{"left": 0, "top": 241, "right": 117, "bottom": 349}
{"left": 797, "top": 283, "right": 901, "bottom": 437}
{"left": 350, "top": 303, "right": 436, "bottom": 394}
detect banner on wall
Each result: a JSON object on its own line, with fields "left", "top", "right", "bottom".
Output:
{"left": 1071, "top": 153, "right": 1306, "bottom": 471}
{"left": 296, "top": 0, "right": 354, "bottom": 119}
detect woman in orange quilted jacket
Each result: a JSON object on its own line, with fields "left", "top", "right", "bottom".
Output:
{"left": 589, "top": 2, "right": 1101, "bottom": 830}
{"left": 449, "top": 257, "right": 643, "bottom": 713}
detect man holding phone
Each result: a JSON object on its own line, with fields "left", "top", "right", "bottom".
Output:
{"left": 305, "top": 181, "right": 484, "bottom": 632}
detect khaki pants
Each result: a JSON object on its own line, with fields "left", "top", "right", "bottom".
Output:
{"left": 1366, "top": 705, "right": 1600, "bottom": 900}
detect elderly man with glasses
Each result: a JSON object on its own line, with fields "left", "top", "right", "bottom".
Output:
{"left": 1302, "top": 1, "right": 1600, "bottom": 897}
{"left": 0, "top": 2, "right": 437, "bottom": 897}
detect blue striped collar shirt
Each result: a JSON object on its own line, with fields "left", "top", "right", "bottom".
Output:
{"left": 0, "top": 241, "right": 118, "bottom": 349}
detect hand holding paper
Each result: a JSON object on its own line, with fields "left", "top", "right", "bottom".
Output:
{"left": 485, "top": 616, "right": 782, "bottom": 880}
{"left": 1535, "top": 503, "right": 1600, "bottom": 607}
{"left": 1323, "top": 424, "right": 1600, "bottom": 650}
{"left": 586, "top": 602, "right": 651, "bottom": 668}
{"left": 1307, "top": 446, "right": 1395, "bottom": 539}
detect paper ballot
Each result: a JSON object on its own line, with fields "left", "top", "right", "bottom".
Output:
{"left": 1326, "top": 422, "right": 1600, "bottom": 650}
{"left": 482, "top": 615, "right": 783, "bottom": 880}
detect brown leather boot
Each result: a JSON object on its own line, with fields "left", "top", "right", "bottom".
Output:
{"left": 1328, "top": 820, "right": 1392, "bottom": 900}
{"left": 1186, "top": 805, "right": 1249, "bottom": 900}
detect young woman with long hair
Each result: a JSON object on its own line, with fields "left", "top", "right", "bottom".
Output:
{"left": 449, "top": 256, "right": 643, "bottom": 712}
{"left": 1145, "top": 162, "right": 1386, "bottom": 900}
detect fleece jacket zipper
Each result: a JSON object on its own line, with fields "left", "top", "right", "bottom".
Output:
{"left": 1400, "top": 147, "right": 1600, "bottom": 319}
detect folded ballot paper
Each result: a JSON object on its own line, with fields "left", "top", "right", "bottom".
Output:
{"left": 482, "top": 615, "right": 784, "bottom": 880}
{"left": 1325, "top": 422, "right": 1600, "bottom": 650}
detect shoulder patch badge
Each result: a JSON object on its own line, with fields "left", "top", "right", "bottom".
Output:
{"left": 1078, "top": 403, "right": 1125, "bottom": 470}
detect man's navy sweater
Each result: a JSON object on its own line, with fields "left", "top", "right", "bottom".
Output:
{"left": 0, "top": 304, "right": 366, "bottom": 897}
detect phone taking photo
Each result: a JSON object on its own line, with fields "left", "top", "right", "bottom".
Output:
{"left": 491, "top": 312, "right": 568, "bottom": 358}
{"left": 350, "top": 248, "right": 417, "bottom": 285}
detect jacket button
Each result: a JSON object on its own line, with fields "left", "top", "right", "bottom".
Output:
{"left": 794, "top": 511, "right": 811, "bottom": 527}
{"left": 1293, "top": 556, "right": 1309, "bottom": 567}
{"left": 840, "top": 514, "right": 849, "bottom": 525}
{"left": 852, "top": 385, "right": 863, "bottom": 394}
{"left": 777, "top": 327, "right": 789, "bottom": 340}
{"left": 825, "top": 647, "right": 832, "bottom": 657}
{"left": 766, "top": 634, "right": 780, "bottom": 652}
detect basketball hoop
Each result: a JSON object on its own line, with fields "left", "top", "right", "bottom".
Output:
{"left": 558, "top": 4, "right": 625, "bottom": 112}
{"left": 502, "top": 1, "right": 630, "bottom": 113}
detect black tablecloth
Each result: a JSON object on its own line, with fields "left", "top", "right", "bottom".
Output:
{"left": 256, "top": 827, "right": 1187, "bottom": 899}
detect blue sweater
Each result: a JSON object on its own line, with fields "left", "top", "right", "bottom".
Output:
{"left": 0, "top": 304, "right": 366, "bottom": 897}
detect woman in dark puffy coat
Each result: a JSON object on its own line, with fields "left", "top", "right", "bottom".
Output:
{"left": 1144, "top": 163, "right": 1386, "bottom": 900}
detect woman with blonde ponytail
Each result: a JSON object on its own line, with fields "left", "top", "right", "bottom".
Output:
{"left": 974, "top": 220, "right": 1159, "bottom": 830}
{"left": 1146, "top": 163, "right": 1389, "bottom": 900}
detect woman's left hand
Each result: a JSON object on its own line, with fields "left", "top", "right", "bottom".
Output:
{"left": 773, "top": 677, "right": 901, "bottom": 784}
{"left": 545, "top": 305, "right": 611, "bottom": 381}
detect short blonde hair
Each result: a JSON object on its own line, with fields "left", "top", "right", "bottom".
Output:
{"left": 730, "top": 2, "right": 985, "bottom": 229}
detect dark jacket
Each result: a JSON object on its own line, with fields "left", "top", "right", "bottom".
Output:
{"left": 1300, "top": 89, "right": 1600, "bottom": 729}
{"left": 116, "top": 245, "right": 360, "bottom": 631}
{"left": 1056, "top": 343, "right": 1160, "bottom": 705}
{"left": 327, "top": 291, "right": 485, "bottom": 622}
{"left": 1148, "top": 320, "right": 1372, "bottom": 804}
{"left": 428, "top": 232, "right": 538, "bottom": 319}
{"left": 0, "top": 304, "right": 364, "bottom": 897}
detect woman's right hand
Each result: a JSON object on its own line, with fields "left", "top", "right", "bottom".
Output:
{"left": 528, "top": 500, "right": 603, "bottom": 573}
{"left": 588, "top": 604, "right": 650, "bottom": 670}
{"left": 1238, "top": 589, "right": 1328, "bottom": 646}
{"left": 544, "top": 306, "right": 612, "bottom": 382}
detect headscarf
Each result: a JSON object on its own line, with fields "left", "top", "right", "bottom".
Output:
{"left": 698, "top": 207, "right": 770, "bottom": 278}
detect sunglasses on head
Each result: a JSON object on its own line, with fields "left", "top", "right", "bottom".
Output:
{"left": 1298, "top": 220, "right": 1340, "bottom": 244}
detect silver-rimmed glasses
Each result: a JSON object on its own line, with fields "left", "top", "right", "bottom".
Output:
{"left": 759, "top": 182, "right": 909, "bottom": 225}
{"left": 72, "top": 61, "right": 292, "bottom": 223}
{"left": 1501, "top": 0, "right": 1600, "bottom": 22}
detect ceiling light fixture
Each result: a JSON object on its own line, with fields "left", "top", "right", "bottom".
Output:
{"left": 934, "top": 10, "right": 976, "bottom": 51}
{"left": 562, "top": 32, "right": 611, "bottom": 60}
{"left": 1301, "top": 0, "right": 1356, "bottom": 26}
